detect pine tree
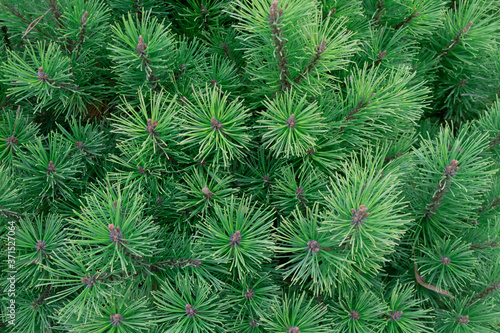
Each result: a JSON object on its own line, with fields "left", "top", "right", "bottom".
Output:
{"left": 1, "top": 0, "right": 500, "bottom": 332}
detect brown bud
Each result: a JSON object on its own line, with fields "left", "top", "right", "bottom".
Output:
{"left": 146, "top": 118, "right": 158, "bottom": 136}
{"left": 269, "top": 0, "right": 279, "bottom": 23}
{"left": 6, "top": 135, "right": 19, "bottom": 147}
{"left": 441, "top": 256, "right": 451, "bottom": 265}
{"left": 210, "top": 116, "right": 223, "bottom": 131}
{"left": 464, "top": 21, "right": 472, "bottom": 34}
{"left": 244, "top": 288, "right": 255, "bottom": 300}
{"left": 185, "top": 304, "right": 198, "bottom": 318}
{"left": 37, "top": 66, "right": 48, "bottom": 83}
{"left": 295, "top": 186, "right": 305, "bottom": 196}
{"left": 378, "top": 50, "right": 387, "bottom": 60}
{"left": 458, "top": 315, "right": 469, "bottom": 325}
{"left": 316, "top": 40, "right": 327, "bottom": 54}
{"left": 390, "top": 310, "right": 403, "bottom": 321}
{"left": 137, "top": 35, "right": 147, "bottom": 55}
{"left": 81, "top": 11, "right": 88, "bottom": 25}
{"left": 137, "top": 166, "right": 146, "bottom": 175}
{"left": 35, "top": 240, "right": 47, "bottom": 253}
{"left": 47, "top": 161, "right": 56, "bottom": 173}
{"left": 307, "top": 240, "right": 320, "bottom": 254}
{"left": 444, "top": 160, "right": 459, "bottom": 178}
{"left": 349, "top": 310, "right": 361, "bottom": 321}
{"left": 286, "top": 114, "right": 297, "bottom": 129}
{"left": 351, "top": 205, "right": 369, "bottom": 230}
{"left": 249, "top": 319, "right": 259, "bottom": 327}
{"left": 110, "top": 314, "right": 123, "bottom": 327}
{"left": 202, "top": 186, "right": 213, "bottom": 199}
{"left": 229, "top": 230, "right": 242, "bottom": 247}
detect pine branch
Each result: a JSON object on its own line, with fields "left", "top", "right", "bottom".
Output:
{"left": 2, "top": 3, "right": 51, "bottom": 39}
{"left": 30, "top": 286, "right": 52, "bottom": 310}
{"left": 393, "top": 8, "right": 420, "bottom": 30}
{"left": 133, "top": 0, "right": 143, "bottom": 24}
{"left": 374, "top": 0, "right": 385, "bottom": 25}
{"left": 135, "top": 35, "right": 160, "bottom": 90}
{"left": 345, "top": 93, "right": 376, "bottom": 121}
{"left": 37, "top": 66, "right": 79, "bottom": 92}
{"left": 269, "top": 0, "right": 291, "bottom": 92}
{"left": 439, "top": 21, "right": 473, "bottom": 59}
{"left": 293, "top": 40, "right": 327, "bottom": 84}
{"left": 470, "top": 237, "right": 500, "bottom": 250}
{"left": 478, "top": 196, "right": 500, "bottom": 213}
{"left": 413, "top": 250, "right": 454, "bottom": 298}
{"left": 488, "top": 133, "right": 500, "bottom": 149}
{"left": 424, "top": 159, "right": 459, "bottom": 220}
{"left": 471, "top": 281, "right": 500, "bottom": 302}
{"left": 48, "top": 0, "right": 64, "bottom": 29}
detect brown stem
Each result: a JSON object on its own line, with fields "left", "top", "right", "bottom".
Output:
{"left": 49, "top": 0, "right": 64, "bottom": 29}
{"left": 269, "top": 0, "right": 291, "bottom": 92}
{"left": 21, "top": 8, "right": 51, "bottom": 38}
{"left": 423, "top": 160, "right": 459, "bottom": 220}
{"left": 393, "top": 8, "right": 420, "bottom": 30}
{"left": 439, "top": 21, "right": 472, "bottom": 59}
{"left": 413, "top": 248, "right": 454, "bottom": 298}
{"left": 470, "top": 237, "right": 500, "bottom": 250}
{"left": 471, "top": 281, "right": 500, "bottom": 302}
{"left": 136, "top": 35, "right": 160, "bottom": 91}
{"left": 488, "top": 133, "right": 500, "bottom": 150}
{"left": 293, "top": 40, "right": 327, "bottom": 84}
{"left": 374, "top": 0, "right": 385, "bottom": 25}
{"left": 345, "top": 93, "right": 376, "bottom": 121}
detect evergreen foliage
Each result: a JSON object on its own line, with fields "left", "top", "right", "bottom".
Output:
{"left": 1, "top": 0, "right": 500, "bottom": 332}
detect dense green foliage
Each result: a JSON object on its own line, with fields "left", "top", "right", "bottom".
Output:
{"left": 1, "top": 0, "right": 500, "bottom": 332}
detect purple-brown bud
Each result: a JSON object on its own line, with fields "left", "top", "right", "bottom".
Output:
{"left": 286, "top": 114, "right": 297, "bottom": 129}
{"left": 137, "top": 35, "right": 147, "bottom": 55}
{"left": 81, "top": 11, "right": 88, "bottom": 25}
